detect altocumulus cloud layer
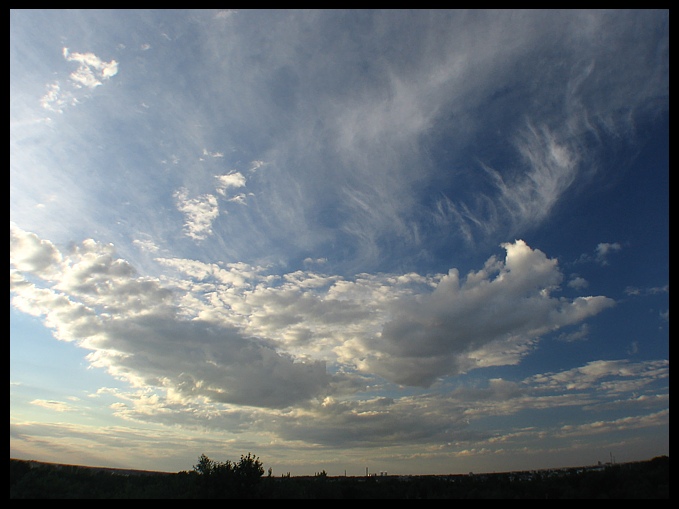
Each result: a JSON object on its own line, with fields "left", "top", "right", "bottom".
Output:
{"left": 10, "top": 223, "right": 327, "bottom": 409}
{"left": 11, "top": 223, "right": 616, "bottom": 407}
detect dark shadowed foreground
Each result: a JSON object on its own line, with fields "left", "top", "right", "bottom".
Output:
{"left": 10, "top": 454, "right": 668, "bottom": 499}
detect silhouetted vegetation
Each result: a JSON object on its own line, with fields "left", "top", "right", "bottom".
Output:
{"left": 192, "top": 453, "right": 264, "bottom": 498}
{"left": 10, "top": 454, "right": 668, "bottom": 499}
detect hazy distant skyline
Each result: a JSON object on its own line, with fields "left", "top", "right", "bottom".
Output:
{"left": 11, "top": 9, "right": 668, "bottom": 475}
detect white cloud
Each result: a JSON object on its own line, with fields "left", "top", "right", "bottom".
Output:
{"left": 595, "top": 242, "right": 622, "bottom": 265}
{"left": 557, "top": 409, "right": 669, "bottom": 438}
{"left": 447, "top": 121, "right": 582, "bottom": 244}
{"left": 529, "top": 359, "right": 669, "bottom": 392}
{"left": 9, "top": 419, "right": 211, "bottom": 472}
{"left": 173, "top": 188, "right": 219, "bottom": 241}
{"left": 568, "top": 275, "right": 589, "bottom": 290}
{"left": 10, "top": 222, "right": 62, "bottom": 274}
{"left": 215, "top": 172, "right": 246, "bottom": 196}
{"left": 39, "top": 48, "right": 118, "bottom": 114}
{"left": 508, "top": 123, "right": 580, "bottom": 222}
{"left": 152, "top": 240, "right": 618, "bottom": 389}
{"left": 228, "top": 193, "right": 250, "bottom": 205}
{"left": 30, "top": 399, "right": 77, "bottom": 413}
{"left": 63, "top": 47, "right": 119, "bottom": 88}
{"left": 10, "top": 226, "right": 329, "bottom": 409}
{"left": 248, "top": 160, "right": 266, "bottom": 172}
{"left": 201, "top": 148, "right": 224, "bottom": 159}
{"left": 132, "top": 238, "right": 160, "bottom": 253}
{"left": 40, "top": 82, "right": 75, "bottom": 114}
{"left": 155, "top": 257, "right": 262, "bottom": 289}
{"left": 420, "top": 11, "right": 667, "bottom": 247}
{"left": 246, "top": 357, "right": 667, "bottom": 450}
{"left": 364, "top": 240, "right": 615, "bottom": 386}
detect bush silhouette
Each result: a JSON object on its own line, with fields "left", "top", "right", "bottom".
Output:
{"left": 192, "top": 453, "right": 264, "bottom": 498}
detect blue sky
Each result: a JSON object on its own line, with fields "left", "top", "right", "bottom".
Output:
{"left": 10, "top": 9, "right": 668, "bottom": 476}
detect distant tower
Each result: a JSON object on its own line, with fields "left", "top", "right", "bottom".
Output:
{"left": 366, "top": 467, "right": 368, "bottom": 477}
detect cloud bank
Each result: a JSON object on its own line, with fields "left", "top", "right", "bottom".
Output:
{"left": 11, "top": 223, "right": 616, "bottom": 407}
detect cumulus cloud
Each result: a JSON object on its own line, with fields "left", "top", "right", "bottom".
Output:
{"left": 25, "top": 224, "right": 632, "bottom": 399}
{"left": 10, "top": 224, "right": 328, "bottom": 409}
{"left": 10, "top": 222, "right": 62, "bottom": 273}
{"left": 365, "top": 240, "right": 615, "bottom": 387}
{"left": 11, "top": 225, "right": 620, "bottom": 412}
{"left": 89, "top": 316, "right": 328, "bottom": 408}
{"left": 16, "top": 223, "right": 624, "bottom": 400}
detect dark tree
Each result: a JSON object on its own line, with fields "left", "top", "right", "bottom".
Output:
{"left": 192, "top": 453, "right": 263, "bottom": 498}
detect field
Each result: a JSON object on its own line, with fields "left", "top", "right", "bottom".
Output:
{"left": 10, "top": 455, "right": 669, "bottom": 499}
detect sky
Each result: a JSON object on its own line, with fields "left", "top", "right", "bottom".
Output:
{"left": 10, "top": 9, "right": 669, "bottom": 476}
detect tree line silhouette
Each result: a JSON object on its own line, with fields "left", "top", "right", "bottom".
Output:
{"left": 10, "top": 454, "right": 669, "bottom": 499}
